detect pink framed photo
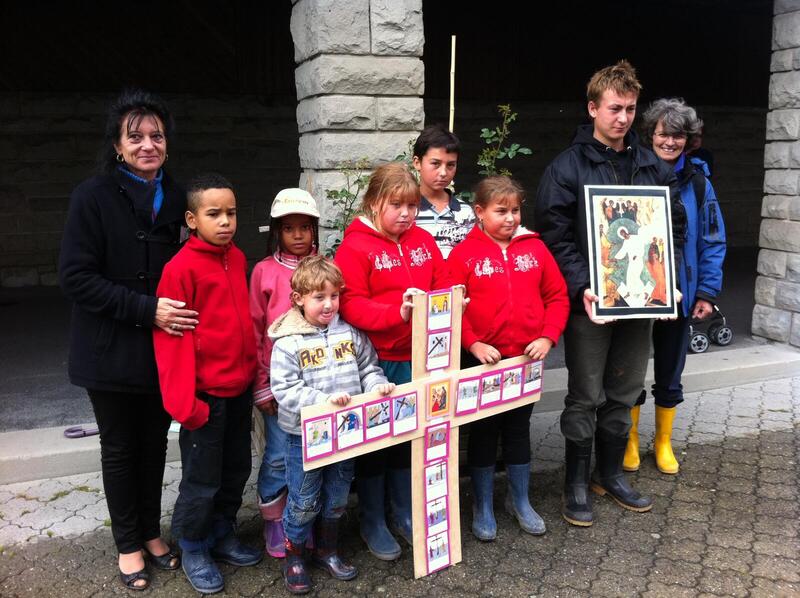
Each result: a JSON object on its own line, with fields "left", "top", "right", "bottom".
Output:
{"left": 424, "top": 422, "right": 450, "bottom": 463}
{"left": 334, "top": 405, "right": 365, "bottom": 451}
{"left": 426, "top": 330, "right": 452, "bottom": 371}
{"left": 426, "top": 530, "right": 451, "bottom": 574}
{"left": 501, "top": 366, "right": 524, "bottom": 402}
{"left": 424, "top": 460, "right": 448, "bottom": 501}
{"left": 455, "top": 375, "right": 480, "bottom": 415}
{"left": 427, "top": 288, "right": 453, "bottom": 332}
{"left": 364, "top": 398, "right": 391, "bottom": 441}
{"left": 522, "top": 360, "right": 543, "bottom": 396}
{"left": 302, "top": 414, "right": 334, "bottom": 462}
{"left": 391, "top": 392, "right": 418, "bottom": 436}
{"left": 479, "top": 370, "right": 502, "bottom": 408}
{"left": 426, "top": 378, "right": 451, "bottom": 421}
{"left": 425, "top": 494, "right": 449, "bottom": 537}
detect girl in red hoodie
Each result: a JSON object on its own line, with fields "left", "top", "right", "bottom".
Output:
{"left": 448, "top": 175, "right": 569, "bottom": 542}
{"left": 335, "top": 162, "right": 450, "bottom": 561}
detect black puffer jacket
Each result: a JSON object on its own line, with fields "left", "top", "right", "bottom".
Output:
{"left": 59, "top": 169, "right": 186, "bottom": 393}
{"left": 533, "top": 125, "right": 685, "bottom": 311}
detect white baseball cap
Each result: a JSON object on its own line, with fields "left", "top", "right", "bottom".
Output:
{"left": 270, "top": 188, "right": 320, "bottom": 219}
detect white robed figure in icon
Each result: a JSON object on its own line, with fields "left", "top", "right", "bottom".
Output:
{"left": 614, "top": 226, "right": 653, "bottom": 307}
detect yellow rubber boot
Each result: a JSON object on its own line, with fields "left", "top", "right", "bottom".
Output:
{"left": 654, "top": 405, "right": 679, "bottom": 474}
{"left": 623, "top": 406, "right": 640, "bottom": 472}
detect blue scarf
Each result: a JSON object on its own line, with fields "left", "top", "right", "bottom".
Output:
{"left": 118, "top": 167, "right": 164, "bottom": 222}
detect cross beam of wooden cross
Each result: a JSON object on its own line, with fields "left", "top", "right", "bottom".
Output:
{"left": 300, "top": 286, "right": 543, "bottom": 578}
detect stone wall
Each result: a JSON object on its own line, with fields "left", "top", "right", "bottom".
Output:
{"left": 0, "top": 92, "right": 300, "bottom": 287}
{"left": 753, "top": 0, "right": 800, "bottom": 345}
{"left": 290, "top": 0, "right": 425, "bottom": 247}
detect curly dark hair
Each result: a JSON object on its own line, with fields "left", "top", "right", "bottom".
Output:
{"left": 98, "top": 88, "right": 175, "bottom": 174}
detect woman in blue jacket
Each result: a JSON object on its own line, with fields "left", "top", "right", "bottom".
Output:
{"left": 625, "top": 98, "right": 726, "bottom": 475}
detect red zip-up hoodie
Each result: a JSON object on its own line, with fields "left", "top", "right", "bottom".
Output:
{"left": 154, "top": 235, "right": 257, "bottom": 430}
{"left": 447, "top": 225, "right": 570, "bottom": 357}
{"left": 335, "top": 217, "right": 451, "bottom": 361}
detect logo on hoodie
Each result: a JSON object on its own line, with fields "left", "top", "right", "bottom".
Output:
{"left": 408, "top": 245, "right": 432, "bottom": 267}
{"left": 471, "top": 257, "right": 504, "bottom": 278}
{"left": 372, "top": 251, "right": 402, "bottom": 271}
{"left": 513, "top": 253, "right": 539, "bottom": 272}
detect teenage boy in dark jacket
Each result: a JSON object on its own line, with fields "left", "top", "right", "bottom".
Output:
{"left": 534, "top": 60, "right": 684, "bottom": 527}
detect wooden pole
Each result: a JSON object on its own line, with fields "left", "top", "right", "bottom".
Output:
{"left": 448, "top": 35, "right": 456, "bottom": 133}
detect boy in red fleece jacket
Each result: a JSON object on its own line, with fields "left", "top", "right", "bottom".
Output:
{"left": 153, "top": 173, "right": 260, "bottom": 595}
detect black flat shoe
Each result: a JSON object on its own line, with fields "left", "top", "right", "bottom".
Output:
{"left": 145, "top": 547, "right": 181, "bottom": 570}
{"left": 119, "top": 568, "right": 151, "bottom": 592}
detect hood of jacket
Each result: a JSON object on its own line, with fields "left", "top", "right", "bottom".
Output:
{"left": 268, "top": 306, "right": 345, "bottom": 341}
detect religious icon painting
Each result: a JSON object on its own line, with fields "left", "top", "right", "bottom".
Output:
{"left": 426, "top": 330, "right": 451, "bottom": 371}
{"left": 584, "top": 185, "right": 677, "bottom": 320}
{"left": 424, "top": 459, "right": 448, "bottom": 500}
{"left": 426, "top": 530, "right": 451, "bottom": 574}
{"left": 425, "top": 495, "right": 449, "bottom": 537}
{"left": 391, "top": 391, "right": 418, "bottom": 436}
{"left": 424, "top": 422, "right": 450, "bottom": 463}
{"left": 334, "top": 405, "right": 364, "bottom": 451}
{"left": 302, "top": 414, "right": 334, "bottom": 461}
{"left": 500, "top": 365, "right": 523, "bottom": 402}
{"left": 479, "top": 370, "right": 502, "bottom": 408}
{"left": 427, "top": 288, "right": 453, "bottom": 332}
{"left": 455, "top": 375, "right": 480, "bottom": 415}
{"left": 522, "top": 360, "right": 543, "bottom": 396}
{"left": 426, "top": 378, "right": 451, "bottom": 420}
{"left": 364, "top": 398, "right": 391, "bottom": 441}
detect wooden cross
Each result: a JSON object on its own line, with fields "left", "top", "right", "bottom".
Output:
{"left": 300, "top": 286, "right": 543, "bottom": 578}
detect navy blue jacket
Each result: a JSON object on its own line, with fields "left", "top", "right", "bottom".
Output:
{"left": 59, "top": 169, "right": 186, "bottom": 393}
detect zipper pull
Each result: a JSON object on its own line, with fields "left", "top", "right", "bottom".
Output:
{"left": 397, "top": 243, "right": 404, "bottom": 257}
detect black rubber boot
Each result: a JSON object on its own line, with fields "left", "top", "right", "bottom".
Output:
{"left": 283, "top": 540, "right": 311, "bottom": 595}
{"left": 311, "top": 517, "right": 357, "bottom": 581}
{"left": 590, "top": 431, "right": 653, "bottom": 512}
{"left": 562, "top": 440, "right": 594, "bottom": 527}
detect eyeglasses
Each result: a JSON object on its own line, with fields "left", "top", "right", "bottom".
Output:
{"left": 654, "top": 131, "right": 687, "bottom": 142}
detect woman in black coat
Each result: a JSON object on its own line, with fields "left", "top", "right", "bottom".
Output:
{"left": 59, "top": 89, "right": 198, "bottom": 591}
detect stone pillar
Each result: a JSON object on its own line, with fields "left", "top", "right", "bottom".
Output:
{"left": 289, "top": 0, "right": 425, "bottom": 248}
{"left": 754, "top": 0, "right": 800, "bottom": 346}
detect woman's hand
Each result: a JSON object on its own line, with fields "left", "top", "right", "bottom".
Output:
{"left": 470, "top": 341, "right": 501, "bottom": 365}
{"left": 451, "top": 284, "right": 471, "bottom": 307}
{"left": 375, "top": 383, "right": 396, "bottom": 396}
{"left": 328, "top": 392, "right": 352, "bottom": 406}
{"left": 400, "top": 288, "right": 425, "bottom": 322}
{"left": 692, "top": 299, "right": 714, "bottom": 320}
{"left": 525, "top": 337, "right": 553, "bottom": 361}
{"left": 155, "top": 297, "right": 199, "bottom": 337}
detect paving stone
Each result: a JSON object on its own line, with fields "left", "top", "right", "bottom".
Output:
{"left": 753, "top": 534, "right": 800, "bottom": 558}
{"left": 751, "top": 553, "right": 800, "bottom": 582}
{"left": 655, "top": 539, "right": 706, "bottom": 563}
{"left": 706, "top": 528, "right": 754, "bottom": 550}
{"left": 751, "top": 575, "right": 800, "bottom": 596}
{"left": 697, "top": 568, "right": 752, "bottom": 597}
{"left": 702, "top": 545, "right": 754, "bottom": 574}
{"left": 591, "top": 569, "right": 648, "bottom": 596}
{"left": 642, "top": 581, "right": 699, "bottom": 597}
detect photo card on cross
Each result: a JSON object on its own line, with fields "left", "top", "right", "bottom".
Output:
{"left": 334, "top": 405, "right": 364, "bottom": 451}
{"left": 455, "top": 375, "right": 480, "bottom": 415}
{"left": 424, "top": 422, "right": 449, "bottom": 463}
{"left": 479, "top": 370, "right": 502, "bottom": 408}
{"left": 426, "top": 378, "right": 451, "bottom": 420}
{"left": 302, "top": 414, "right": 334, "bottom": 461}
{"left": 391, "top": 391, "right": 418, "bottom": 436}
{"left": 427, "top": 289, "right": 453, "bottom": 332}
{"left": 364, "top": 397, "right": 391, "bottom": 441}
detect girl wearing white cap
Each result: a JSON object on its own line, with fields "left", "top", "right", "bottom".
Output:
{"left": 249, "top": 188, "right": 320, "bottom": 559}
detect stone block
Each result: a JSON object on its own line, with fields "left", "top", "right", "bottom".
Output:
{"left": 375, "top": 97, "right": 424, "bottom": 130}
{"left": 764, "top": 142, "right": 791, "bottom": 168}
{"left": 298, "top": 131, "right": 420, "bottom": 169}
{"left": 791, "top": 313, "right": 800, "bottom": 346}
{"left": 290, "top": 0, "right": 370, "bottom": 62}
{"left": 298, "top": 169, "right": 366, "bottom": 226}
{"left": 763, "top": 169, "right": 800, "bottom": 194}
{"left": 39, "top": 271, "right": 59, "bottom": 286}
{"left": 768, "top": 109, "right": 800, "bottom": 140}
{"left": 761, "top": 194, "right": 793, "bottom": 218}
{"left": 769, "top": 71, "right": 800, "bottom": 108}
{"left": 787, "top": 254, "right": 800, "bottom": 281}
{"left": 295, "top": 55, "right": 424, "bottom": 100}
{"left": 758, "top": 249, "right": 788, "bottom": 277}
{"left": 760, "top": 219, "right": 800, "bottom": 252}
{"left": 775, "top": 0, "right": 800, "bottom": 15}
{"left": 771, "top": 48, "right": 795, "bottom": 72}
{"left": 751, "top": 304, "right": 792, "bottom": 341}
{"left": 370, "top": 0, "right": 424, "bottom": 56}
{"left": 296, "top": 96, "right": 376, "bottom": 132}
{"left": 1, "top": 267, "right": 39, "bottom": 287}
{"left": 755, "top": 275, "right": 778, "bottom": 306}
{"left": 775, "top": 279, "right": 800, "bottom": 310}
{"left": 774, "top": 11, "right": 800, "bottom": 49}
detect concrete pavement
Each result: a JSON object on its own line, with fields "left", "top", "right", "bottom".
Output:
{"left": 0, "top": 376, "right": 798, "bottom": 597}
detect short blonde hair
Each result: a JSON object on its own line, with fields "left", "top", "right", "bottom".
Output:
{"left": 291, "top": 255, "right": 344, "bottom": 296}
{"left": 473, "top": 175, "right": 525, "bottom": 209}
{"left": 586, "top": 60, "right": 642, "bottom": 105}
{"left": 360, "top": 162, "right": 420, "bottom": 233}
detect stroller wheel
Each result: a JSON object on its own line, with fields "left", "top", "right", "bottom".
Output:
{"left": 689, "top": 331, "right": 710, "bottom": 353}
{"left": 710, "top": 325, "right": 733, "bottom": 346}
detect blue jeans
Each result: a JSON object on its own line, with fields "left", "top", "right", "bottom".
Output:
{"left": 257, "top": 412, "right": 287, "bottom": 502}
{"left": 283, "top": 433, "right": 354, "bottom": 544}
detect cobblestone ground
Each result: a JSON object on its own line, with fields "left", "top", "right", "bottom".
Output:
{"left": 1, "top": 377, "right": 798, "bottom": 597}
